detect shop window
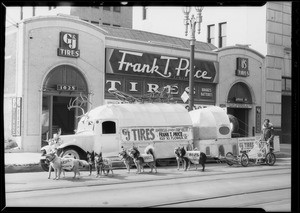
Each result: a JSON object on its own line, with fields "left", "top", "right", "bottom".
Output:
{"left": 103, "top": 6, "right": 110, "bottom": 11}
{"left": 218, "top": 22, "right": 227, "bottom": 48}
{"left": 232, "top": 144, "right": 238, "bottom": 156}
{"left": 207, "top": 24, "right": 215, "bottom": 45}
{"left": 102, "top": 121, "right": 116, "bottom": 134}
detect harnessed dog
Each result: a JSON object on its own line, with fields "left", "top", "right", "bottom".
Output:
{"left": 86, "top": 151, "right": 94, "bottom": 176}
{"left": 94, "top": 152, "right": 114, "bottom": 177}
{"left": 174, "top": 146, "right": 190, "bottom": 171}
{"left": 119, "top": 148, "right": 134, "bottom": 173}
{"left": 45, "top": 152, "right": 89, "bottom": 180}
{"left": 178, "top": 147, "right": 207, "bottom": 171}
{"left": 128, "top": 145, "right": 157, "bottom": 174}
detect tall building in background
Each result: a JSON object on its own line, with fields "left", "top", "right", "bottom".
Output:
{"left": 133, "top": 2, "right": 292, "bottom": 143}
{"left": 5, "top": 6, "right": 133, "bottom": 28}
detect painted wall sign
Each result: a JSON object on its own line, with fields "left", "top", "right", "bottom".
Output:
{"left": 256, "top": 106, "right": 261, "bottom": 133}
{"left": 106, "top": 48, "right": 218, "bottom": 83}
{"left": 11, "top": 97, "right": 22, "bottom": 136}
{"left": 236, "top": 57, "right": 249, "bottom": 77}
{"left": 120, "top": 126, "right": 193, "bottom": 142}
{"left": 105, "top": 74, "right": 216, "bottom": 104}
{"left": 57, "top": 32, "right": 80, "bottom": 58}
{"left": 237, "top": 137, "right": 260, "bottom": 153}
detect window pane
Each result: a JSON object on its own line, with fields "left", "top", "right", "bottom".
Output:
{"left": 103, "top": 6, "right": 110, "bottom": 11}
{"left": 286, "top": 79, "right": 291, "bottom": 91}
{"left": 282, "top": 78, "right": 286, "bottom": 90}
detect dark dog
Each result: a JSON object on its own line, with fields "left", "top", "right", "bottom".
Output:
{"left": 174, "top": 146, "right": 190, "bottom": 171}
{"left": 119, "top": 148, "right": 134, "bottom": 173}
{"left": 94, "top": 152, "right": 114, "bottom": 177}
{"left": 178, "top": 147, "right": 207, "bottom": 171}
{"left": 128, "top": 145, "right": 157, "bottom": 174}
{"left": 86, "top": 151, "right": 94, "bottom": 176}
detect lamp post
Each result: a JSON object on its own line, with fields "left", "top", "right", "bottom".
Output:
{"left": 182, "top": 6, "right": 203, "bottom": 111}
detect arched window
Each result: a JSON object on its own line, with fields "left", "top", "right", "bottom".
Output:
{"left": 218, "top": 145, "right": 225, "bottom": 157}
{"left": 205, "top": 147, "right": 210, "bottom": 155}
{"left": 102, "top": 121, "right": 116, "bottom": 134}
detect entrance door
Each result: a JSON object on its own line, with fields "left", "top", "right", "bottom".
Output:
{"left": 227, "top": 108, "right": 249, "bottom": 137}
{"left": 52, "top": 96, "right": 75, "bottom": 135}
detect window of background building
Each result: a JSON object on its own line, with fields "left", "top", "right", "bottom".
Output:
{"left": 102, "top": 23, "right": 110, "bottom": 26}
{"left": 113, "top": 6, "right": 121, "bottom": 12}
{"left": 113, "top": 24, "right": 121, "bottom": 27}
{"left": 219, "top": 22, "right": 227, "bottom": 48}
{"left": 282, "top": 77, "right": 292, "bottom": 91}
{"left": 142, "top": 6, "right": 147, "bottom": 20}
{"left": 207, "top": 24, "right": 215, "bottom": 45}
{"left": 103, "top": 6, "right": 110, "bottom": 11}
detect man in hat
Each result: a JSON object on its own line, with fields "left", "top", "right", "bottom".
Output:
{"left": 261, "top": 119, "right": 275, "bottom": 148}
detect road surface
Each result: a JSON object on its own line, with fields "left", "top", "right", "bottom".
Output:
{"left": 5, "top": 160, "right": 291, "bottom": 211}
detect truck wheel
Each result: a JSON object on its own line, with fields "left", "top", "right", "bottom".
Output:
{"left": 62, "top": 148, "right": 80, "bottom": 159}
{"left": 40, "top": 159, "right": 53, "bottom": 172}
{"left": 266, "top": 153, "right": 276, "bottom": 166}
{"left": 240, "top": 153, "right": 249, "bottom": 167}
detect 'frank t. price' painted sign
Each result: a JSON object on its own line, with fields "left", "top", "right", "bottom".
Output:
{"left": 120, "top": 126, "right": 193, "bottom": 142}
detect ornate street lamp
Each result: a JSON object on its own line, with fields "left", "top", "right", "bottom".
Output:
{"left": 182, "top": 6, "right": 203, "bottom": 111}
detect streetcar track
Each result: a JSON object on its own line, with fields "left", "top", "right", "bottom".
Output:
{"left": 6, "top": 167, "right": 290, "bottom": 194}
{"left": 142, "top": 187, "right": 291, "bottom": 207}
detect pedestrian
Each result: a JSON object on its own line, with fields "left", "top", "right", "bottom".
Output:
{"left": 261, "top": 119, "right": 275, "bottom": 148}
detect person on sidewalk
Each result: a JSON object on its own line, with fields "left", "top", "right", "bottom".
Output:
{"left": 261, "top": 119, "right": 275, "bottom": 149}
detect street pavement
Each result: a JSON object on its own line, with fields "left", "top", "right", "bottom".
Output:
{"left": 4, "top": 143, "right": 291, "bottom": 173}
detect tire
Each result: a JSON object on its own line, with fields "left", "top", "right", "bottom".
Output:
{"left": 240, "top": 153, "right": 249, "bottom": 167}
{"left": 225, "top": 152, "right": 234, "bottom": 166}
{"left": 40, "top": 159, "right": 53, "bottom": 172}
{"left": 61, "top": 148, "right": 80, "bottom": 159}
{"left": 265, "top": 153, "right": 276, "bottom": 166}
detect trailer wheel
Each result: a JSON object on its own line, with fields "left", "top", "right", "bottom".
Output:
{"left": 266, "top": 153, "right": 276, "bottom": 166}
{"left": 225, "top": 152, "right": 234, "bottom": 166}
{"left": 240, "top": 153, "right": 249, "bottom": 167}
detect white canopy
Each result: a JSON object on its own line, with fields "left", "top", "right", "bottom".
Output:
{"left": 85, "top": 103, "right": 193, "bottom": 127}
{"left": 189, "top": 106, "right": 231, "bottom": 140}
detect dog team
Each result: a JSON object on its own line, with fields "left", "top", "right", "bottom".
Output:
{"left": 45, "top": 145, "right": 207, "bottom": 180}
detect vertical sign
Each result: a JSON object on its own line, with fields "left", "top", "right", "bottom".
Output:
{"left": 256, "top": 106, "right": 261, "bottom": 133}
{"left": 12, "top": 97, "right": 22, "bottom": 136}
{"left": 236, "top": 57, "right": 249, "bottom": 77}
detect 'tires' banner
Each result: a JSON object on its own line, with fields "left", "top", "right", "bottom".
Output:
{"left": 106, "top": 48, "right": 218, "bottom": 83}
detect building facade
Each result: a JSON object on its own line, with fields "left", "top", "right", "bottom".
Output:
{"left": 4, "top": 14, "right": 270, "bottom": 152}
{"left": 133, "top": 2, "right": 292, "bottom": 143}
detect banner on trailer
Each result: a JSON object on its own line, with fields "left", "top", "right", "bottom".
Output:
{"left": 120, "top": 126, "right": 193, "bottom": 142}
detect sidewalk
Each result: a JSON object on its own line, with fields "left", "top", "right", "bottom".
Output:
{"left": 4, "top": 144, "right": 291, "bottom": 173}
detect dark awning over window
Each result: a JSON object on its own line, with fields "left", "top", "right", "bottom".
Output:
{"left": 227, "top": 82, "right": 252, "bottom": 104}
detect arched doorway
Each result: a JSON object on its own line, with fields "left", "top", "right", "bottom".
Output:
{"left": 41, "top": 65, "right": 89, "bottom": 145}
{"left": 227, "top": 82, "right": 252, "bottom": 137}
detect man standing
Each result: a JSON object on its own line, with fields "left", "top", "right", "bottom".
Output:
{"left": 261, "top": 119, "right": 275, "bottom": 148}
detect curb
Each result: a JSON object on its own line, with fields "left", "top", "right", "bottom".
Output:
{"left": 5, "top": 157, "right": 291, "bottom": 174}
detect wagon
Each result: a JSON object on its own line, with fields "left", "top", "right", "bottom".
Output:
{"left": 225, "top": 139, "right": 276, "bottom": 167}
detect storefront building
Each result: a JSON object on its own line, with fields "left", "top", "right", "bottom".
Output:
{"left": 4, "top": 14, "right": 268, "bottom": 152}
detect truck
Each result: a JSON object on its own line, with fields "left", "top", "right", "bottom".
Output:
{"left": 40, "top": 103, "right": 280, "bottom": 171}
